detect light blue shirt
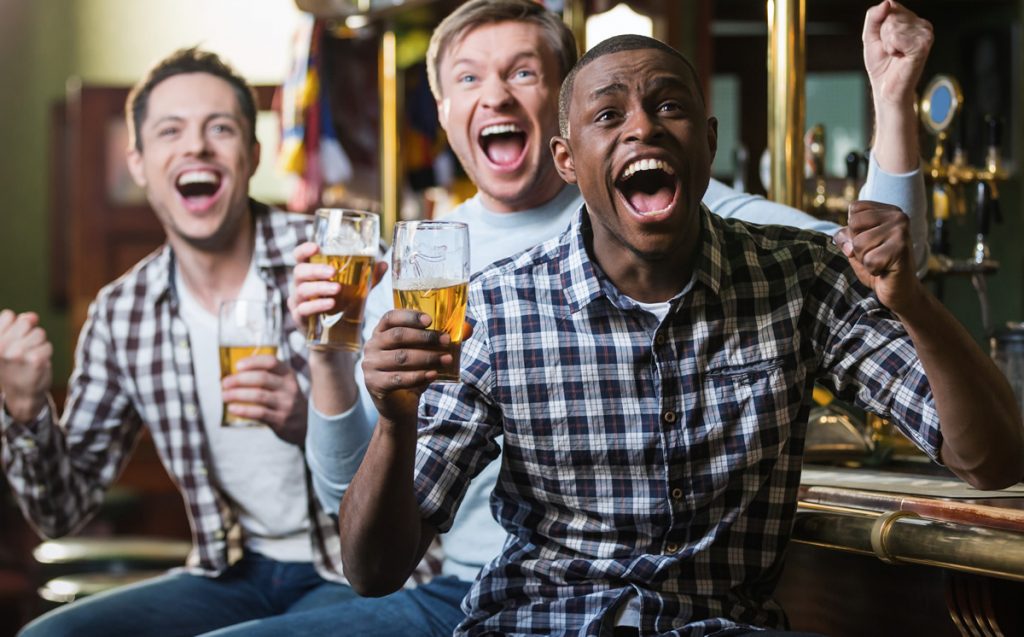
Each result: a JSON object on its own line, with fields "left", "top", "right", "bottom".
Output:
{"left": 306, "top": 155, "right": 927, "bottom": 581}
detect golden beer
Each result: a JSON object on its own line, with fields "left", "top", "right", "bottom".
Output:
{"left": 219, "top": 345, "right": 278, "bottom": 426}
{"left": 307, "top": 253, "right": 375, "bottom": 351}
{"left": 393, "top": 280, "right": 468, "bottom": 382}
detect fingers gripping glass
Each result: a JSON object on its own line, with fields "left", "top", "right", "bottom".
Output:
{"left": 391, "top": 221, "right": 470, "bottom": 383}
{"left": 307, "top": 209, "right": 380, "bottom": 352}
{"left": 218, "top": 299, "right": 279, "bottom": 427}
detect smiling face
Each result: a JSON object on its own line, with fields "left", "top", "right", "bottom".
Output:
{"left": 436, "top": 21, "right": 565, "bottom": 213}
{"left": 551, "top": 47, "right": 716, "bottom": 280}
{"left": 126, "top": 72, "right": 259, "bottom": 252}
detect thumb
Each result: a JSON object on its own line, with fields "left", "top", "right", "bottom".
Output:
{"left": 833, "top": 228, "right": 855, "bottom": 258}
{"left": 862, "top": 1, "right": 891, "bottom": 45}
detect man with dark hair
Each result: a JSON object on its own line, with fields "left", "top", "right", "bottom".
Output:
{"left": 0, "top": 48, "right": 368, "bottom": 636}
{"left": 339, "top": 33, "right": 1024, "bottom": 636}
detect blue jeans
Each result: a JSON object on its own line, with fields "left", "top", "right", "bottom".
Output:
{"left": 205, "top": 575, "right": 473, "bottom": 637}
{"left": 18, "top": 552, "right": 356, "bottom": 637}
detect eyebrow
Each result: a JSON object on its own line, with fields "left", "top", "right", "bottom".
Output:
{"left": 147, "top": 112, "right": 241, "bottom": 128}
{"left": 588, "top": 82, "right": 629, "bottom": 101}
{"left": 587, "top": 74, "right": 694, "bottom": 101}
{"left": 449, "top": 50, "right": 541, "bottom": 70}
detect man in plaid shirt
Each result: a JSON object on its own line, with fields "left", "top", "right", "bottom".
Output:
{"left": 338, "top": 35, "right": 1024, "bottom": 637}
{"left": 0, "top": 49, "right": 364, "bottom": 636}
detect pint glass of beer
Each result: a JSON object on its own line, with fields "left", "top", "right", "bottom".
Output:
{"left": 218, "top": 299, "right": 279, "bottom": 427}
{"left": 391, "top": 220, "right": 470, "bottom": 382}
{"left": 307, "top": 209, "right": 380, "bottom": 351}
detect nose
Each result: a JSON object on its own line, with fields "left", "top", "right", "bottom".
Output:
{"left": 181, "top": 124, "right": 211, "bottom": 156}
{"left": 480, "top": 76, "right": 513, "bottom": 110}
{"left": 623, "top": 107, "right": 663, "bottom": 144}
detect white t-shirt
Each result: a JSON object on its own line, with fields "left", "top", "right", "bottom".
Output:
{"left": 176, "top": 258, "right": 312, "bottom": 563}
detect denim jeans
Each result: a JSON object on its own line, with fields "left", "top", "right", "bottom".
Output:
{"left": 18, "top": 552, "right": 356, "bottom": 637}
{"left": 205, "top": 575, "right": 473, "bottom": 637}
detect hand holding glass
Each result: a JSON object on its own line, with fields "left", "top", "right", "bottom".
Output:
{"left": 307, "top": 209, "right": 380, "bottom": 351}
{"left": 218, "top": 299, "right": 279, "bottom": 427}
{"left": 391, "top": 220, "right": 470, "bottom": 382}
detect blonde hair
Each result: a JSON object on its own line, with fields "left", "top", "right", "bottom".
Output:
{"left": 426, "top": 0, "right": 577, "bottom": 101}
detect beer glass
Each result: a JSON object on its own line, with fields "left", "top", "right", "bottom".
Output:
{"left": 391, "top": 220, "right": 470, "bottom": 382}
{"left": 218, "top": 299, "right": 279, "bottom": 427}
{"left": 307, "top": 209, "right": 380, "bottom": 351}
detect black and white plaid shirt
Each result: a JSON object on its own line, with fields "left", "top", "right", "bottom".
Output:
{"left": 1, "top": 203, "right": 347, "bottom": 580}
{"left": 414, "top": 206, "right": 942, "bottom": 636}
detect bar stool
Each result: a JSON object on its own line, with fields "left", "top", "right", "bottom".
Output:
{"left": 33, "top": 536, "right": 191, "bottom": 607}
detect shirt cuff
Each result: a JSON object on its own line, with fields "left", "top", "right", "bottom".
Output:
{"left": 1, "top": 393, "right": 55, "bottom": 454}
{"left": 304, "top": 399, "right": 374, "bottom": 515}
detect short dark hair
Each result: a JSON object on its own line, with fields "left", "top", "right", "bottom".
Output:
{"left": 126, "top": 47, "right": 259, "bottom": 151}
{"left": 426, "top": 0, "right": 578, "bottom": 101}
{"left": 558, "top": 35, "right": 704, "bottom": 138}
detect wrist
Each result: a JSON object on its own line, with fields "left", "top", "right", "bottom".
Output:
{"left": 871, "top": 98, "right": 920, "bottom": 175}
{"left": 3, "top": 392, "right": 46, "bottom": 423}
{"left": 310, "top": 348, "right": 359, "bottom": 370}
{"left": 890, "top": 282, "right": 934, "bottom": 324}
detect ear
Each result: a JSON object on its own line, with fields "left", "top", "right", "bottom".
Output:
{"left": 549, "top": 135, "right": 577, "bottom": 185}
{"left": 126, "top": 147, "right": 147, "bottom": 188}
{"left": 437, "top": 98, "right": 449, "bottom": 132}
{"left": 706, "top": 116, "right": 719, "bottom": 164}
{"left": 249, "top": 140, "right": 261, "bottom": 178}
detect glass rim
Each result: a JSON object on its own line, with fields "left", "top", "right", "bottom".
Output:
{"left": 393, "top": 219, "right": 468, "bottom": 230}
{"left": 313, "top": 208, "right": 380, "bottom": 221}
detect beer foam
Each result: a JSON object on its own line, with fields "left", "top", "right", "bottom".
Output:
{"left": 393, "top": 277, "right": 465, "bottom": 291}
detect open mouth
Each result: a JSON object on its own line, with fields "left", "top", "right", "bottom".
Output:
{"left": 615, "top": 158, "right": 679, "bottom": 216}
{"left": 479, "top": 123, "right": 527, "bottom": 168}
{"left": 176, "top": 169, "right": 223, "bottom": 210}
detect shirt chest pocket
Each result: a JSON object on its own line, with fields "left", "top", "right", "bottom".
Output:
{"left": 689, "top": 351, "right": 804, "bottom": 503}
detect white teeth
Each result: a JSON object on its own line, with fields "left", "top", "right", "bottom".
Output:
{"left": 621, "top": 158, "right": 675, "bottom": 180}
{"left": 177, "top": 170, "right": 219, "bottom": 186}
{"left": 481, "top": 123, "right": 522, "bottom": 137}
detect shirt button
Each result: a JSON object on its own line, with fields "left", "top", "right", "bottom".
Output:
{"left": 184, "top": 404, "right": 198, "bottom": 418}
{"left": 671, "top": 487, "right": 683, "bottom": 500}
{"left": 665, "top": 543, "right": 679, "bottom": 554}
{"left": 655, "top": 334, "right": 666, "bottom": 346}
{"left": 663, "top": 411, "right": 677, "bottom": 424}
{"left": 178, "top": 340, "right": 190, "bottom": 351}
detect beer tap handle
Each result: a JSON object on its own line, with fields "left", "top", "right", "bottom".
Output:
{"left": 976, "top": 181, "right": 993, "bottom": 237}
{"left": 986, "top": 115, "right": 1004, "bottom": 177}
{"left": 987, "top": 115, "right": 1002, "bottom": 149}
{"left": 845, "top": 152, "right": 862, "bottom": 182}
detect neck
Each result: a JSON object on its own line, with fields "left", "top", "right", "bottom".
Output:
{"left": 588, "top": 210, "right": 701, "bottom": 303}
{"left": 171, "top": 213, "right": 256, "bottom": 314}
{"left": 480, "top": 171, "right": 567, "bottom": 214}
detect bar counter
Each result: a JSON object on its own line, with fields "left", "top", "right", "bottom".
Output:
{"left": 777, "top": 464, "right": 1024, "bottom": 636}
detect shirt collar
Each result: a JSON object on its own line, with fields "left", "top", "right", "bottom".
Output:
{"left": 145, "top": 200, "right": 284, "bottom": 304}
{"left": 558, "top": 203, "right": 725, "bottom": 314}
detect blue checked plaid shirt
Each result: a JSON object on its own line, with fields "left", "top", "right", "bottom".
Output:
{"left": 413, "top": 205, "right": 942, "bottom": 636}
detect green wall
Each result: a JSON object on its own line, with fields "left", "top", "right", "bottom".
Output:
{"left": 0, "top": 0, "right": 74, "bottom": 380}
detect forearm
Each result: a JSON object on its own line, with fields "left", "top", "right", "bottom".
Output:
{"left": 305, "top": 396, "right": 374, "bottom": 514}
{"left": 338, "top": 416, "right": 433, "bottom": 595}
{"left": 871, "top": 97, "right": 920, "bottom": 175}
{"left": 309, "top": 350, "right": 360, "bottom": 415}
{"left": 2, "top": 399, "right": 100, "bottom": 537}
{"left": 897, "top": 292, "right": 1024, "bottom": 489}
